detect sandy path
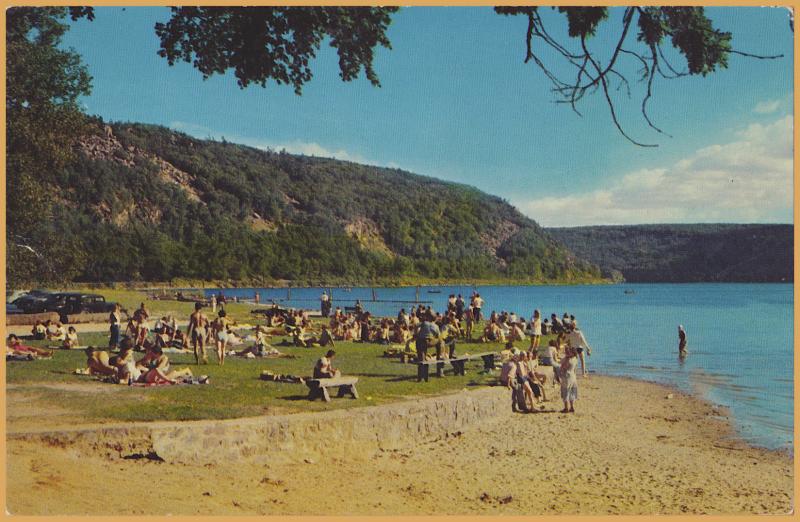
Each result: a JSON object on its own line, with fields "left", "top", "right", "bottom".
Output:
{"left": 6, "top": 376, "right": 793, "bottom": 515}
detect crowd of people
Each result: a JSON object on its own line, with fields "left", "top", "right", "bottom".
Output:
{"left": 11, "top": 289, "right": 596, "bottom": 410}
{"left": 83, "top": 337, "right": 201, "bottom": 385}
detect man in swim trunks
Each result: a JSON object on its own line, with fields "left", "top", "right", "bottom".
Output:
{"left": 187, "top": 302, "right": 210, "bottom": 364}
{"left": 84, "top": 346, "right": 117, "bottom": 376}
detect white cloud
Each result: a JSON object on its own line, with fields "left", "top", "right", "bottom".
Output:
{"left": 753, "top": 99, "right": 781, "bottom": 114}
{"left": 516, "top": 116, "right": 793, "bottom": 227}
{"left": 168, "top": 121, "right": 395, "bottom": 168}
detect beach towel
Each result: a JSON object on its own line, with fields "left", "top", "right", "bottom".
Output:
{"left": 129, "top": 376, "right": 210, "bottom": 387}
{"left": 6, "top": 353, "right": 49, "bottom": 361}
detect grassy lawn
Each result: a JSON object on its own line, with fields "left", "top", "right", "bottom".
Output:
{"left": 66, "top": 287, "right": 259, "bottom": 325}
{"left": 7, "top": 324, "right": 548, "bottom": 424}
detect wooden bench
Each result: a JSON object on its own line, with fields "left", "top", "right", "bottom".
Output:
{"left": 306, "top": 377, "right": 359, "bottom": 402}
{"left": 465, "top": 352, "right": 498, "bottom": 372}
{"left": 416, "top": 357, "right": 470, "bottom": 382}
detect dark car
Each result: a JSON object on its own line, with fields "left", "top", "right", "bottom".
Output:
{"left": 11, "top": 289, "right": 53, "bottom": 314}
{"left": 40, "top": 293, "right": 117, "bottom": 322}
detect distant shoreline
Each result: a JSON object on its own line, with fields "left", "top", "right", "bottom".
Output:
{"left": 15, "top": 278, "right": 795, "bottom": 293}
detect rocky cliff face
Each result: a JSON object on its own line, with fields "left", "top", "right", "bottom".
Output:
{"left": 80, "top": 125, "right": 203, "bottom": 204}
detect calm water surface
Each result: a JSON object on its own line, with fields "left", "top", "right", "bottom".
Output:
{"left": 203, "top": 283, "right": 793, "bottom": 452}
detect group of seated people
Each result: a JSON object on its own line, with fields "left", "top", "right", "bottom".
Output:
{"left": 263, "top": 306, "right": 310, "bottom": 328}
{"left": 30, "top": 321, "right": 81, "bottom": 349}
{"left": 84, "top": 337, "right": 198, "bottom": 385}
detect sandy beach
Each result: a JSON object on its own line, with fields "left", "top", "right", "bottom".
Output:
{"left": 6, "top": 374, "right": 792, "bottom": 515}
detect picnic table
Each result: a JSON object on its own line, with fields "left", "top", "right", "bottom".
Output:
{"left": 306, "top": 377, "right": 359, "bottom": 402}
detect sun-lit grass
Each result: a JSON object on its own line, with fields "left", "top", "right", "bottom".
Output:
{"left": 66, "top": 287, "right": 264, "bottom": 325}
{"left": 7, "top": 325, "right": 550, "bottom": 423}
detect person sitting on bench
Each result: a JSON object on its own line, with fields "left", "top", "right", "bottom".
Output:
{"left": 313, "top": 350, "right": 341, "bottom": 379}
{"left": 440, "top": 320, "right": 458, "bottom": 359}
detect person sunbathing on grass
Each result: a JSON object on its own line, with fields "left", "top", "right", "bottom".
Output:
{"left": 236, "top": 326, "right": 272, "bottom": 357}
{"left": 84, "top": 346, "right": 117, "bottom": 376}
{"left": 110, "top": 343, "right": 140, "bottom": 384}
{"left": 318, "top": 325, "right": 335, "bottom": 348}
{"left": 7, "top": 334, "right": 53, "bottom": 357}
{"left": 124, "top": 318, "right": 138, "bottom": 343}
{"left": 313, "top": 350, "right": 340, "bottom": 379}
{"left": 138, "top": 345, "right": 194, "bottom": 384}
{"left": 508, "top": 322, "right": 526, "bottom": 343}
{"left": 291, "top": 326, "right": 315, "bottom": 348}
{"left": 31, "top": 320, "right": 46, "bottom": 340}
{"left": 47, "top": 321, "right": 66, "bottom": 342}
{"left": 480, "top": 321, "right": 503, "bottom": 343}
{"left": 61, "top": 326, "right": 79, "bottom": 350}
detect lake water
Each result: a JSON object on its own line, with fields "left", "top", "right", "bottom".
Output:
{"left": 203, "top": 283, "right": 793, "bottom": 452}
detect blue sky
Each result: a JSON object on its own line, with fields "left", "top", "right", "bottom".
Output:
{"left": 63, "top": 7, "right": 793, "bottom": 226}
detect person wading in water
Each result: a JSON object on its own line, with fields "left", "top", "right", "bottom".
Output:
{"left": 678, "top": 325, "right": 688, "bottom": 357}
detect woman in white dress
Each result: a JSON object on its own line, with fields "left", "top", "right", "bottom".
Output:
{"left": 559, "top": 346, "right": 579, "bottom": 413}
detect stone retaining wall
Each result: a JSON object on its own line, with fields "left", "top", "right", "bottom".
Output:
{"left": 10, "top": 387, "right": 511, "bottom": 465}
{"left": 5, "top": 312, "right": 60, "bottom": 326}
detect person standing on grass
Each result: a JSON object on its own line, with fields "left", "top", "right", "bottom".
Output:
{"left": 320, "top": 291, "right": 330, "bottom": 317}
{"left": 415, "top": 313, "right": 440, "bottom": 362}
{"left": 109, "top": 303, "right": 122, "bottom": 349}
{"left": 132, "top": 302, "right": 150, "bottom": 346}
{"left": 187, "top": 302, "right": 210, "bottom": 365}
{"left": 559, "top": 345, "right": 579, "bottom": 413}
{"left": 211, "top": 309, "right": 231, "bottom": 366}
{"left": 464, "top": 306, "right": 474, "bottom": 340}
{"left": 472, "top": 293, "right": 484, "bottom": 321}
{"left": 455, "top": 294, "right": 465, "bottom": 320}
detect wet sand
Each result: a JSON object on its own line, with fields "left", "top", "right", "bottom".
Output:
{"left": 6, "top": 375, "right": 793, "bottom": 515}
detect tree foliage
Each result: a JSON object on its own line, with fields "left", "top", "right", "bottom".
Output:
{"left": 549, "top": 224, "right": 793, "bottom": 282}
{"left": 495, "top": 7, "right": 783, "bottom": 146}
{"left": 6, "top": 7, "right": 94, "bottom": 287}
{"left": 155, "top": 7, "right": 399, "bottom": 93}
{"left": 45, "top": 123, "right": 599, "bottom": 284}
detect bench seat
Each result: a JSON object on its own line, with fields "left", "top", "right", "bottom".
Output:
{"left": 305, "top": 377, "right": 359, "bottom": 402}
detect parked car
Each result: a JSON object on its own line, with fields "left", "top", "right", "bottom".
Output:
{"left": 11, "top": 289, "right": 53, "bottom": 314}
{"left": 40, "top": 293, "right": 117, "bottom": 322}
{"left": 24, "top": 292, "right": 115, "bottom": 322}
{"left": 6, "top": 302, "right": 23, "bottom": 315}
